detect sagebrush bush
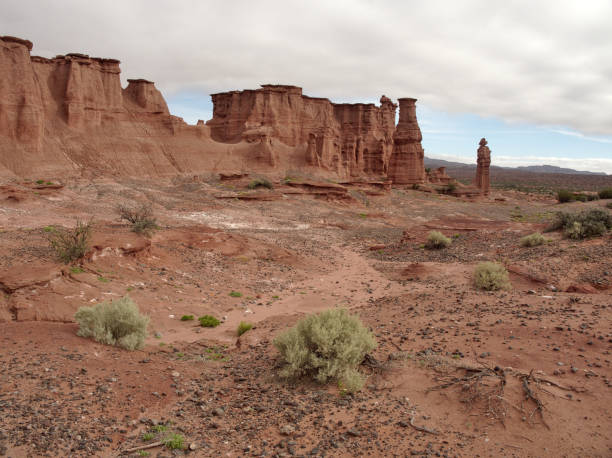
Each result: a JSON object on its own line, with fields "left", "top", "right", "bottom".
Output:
{"left": 606, "top": 202, "right": 612, "bottom": 209}
{"left": 473, "top": 262, "right": 511, "bottom": 291}
{"left": 273, "top": 308, "right": 376, "bottom": 392}
{"left": 425, "top": 231, "right": 451, "bottom": 249}
{"left": 519, "top": 232, "right": 547, "bottom": 247}
{"left": 117, "top": 203, "right": 158, "bottom": 235}
{"left": 547, "top": 208, "right": 612, "bottom": 239}
{"left": 74, "top": 296, "right": 149, "bottom": 350}
{"left": 598, "top": 188, "right": 612, "bottom": 199}
{"left": 557, "top": 189, "right": 573, "bottom": 203}
{"left": 198, "top": 315, "right": 220, "bottom": 327}
{"left": 47, "top": 219, "right": 92, "bottom": 263}
{"left": 247, "top": 178, "right": 273, "bottom": 190}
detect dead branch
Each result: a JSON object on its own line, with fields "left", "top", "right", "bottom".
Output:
{"left": 519, "top": 370, "right": 550, "bottom": 430}
{"left": 409, "top": 415, "right": 439, "bottom": 435}
{"left": 121, "top": 441, "right": 164, "bottom": 454}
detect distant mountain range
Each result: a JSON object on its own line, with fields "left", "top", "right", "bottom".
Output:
{"left": 424, "top": 157, "right": 607, "bottom": 176}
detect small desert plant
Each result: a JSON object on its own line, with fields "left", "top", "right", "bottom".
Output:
{"left": 229, "top": 291, "right": 242, "bottom": 297}
{"left": 444, "top": 182, "right": 457, "bottom": 194}
{"left": 198, "top": 315, "right": 220, "bottom": 327}
{"left": 425, "top": 231, "right": 451, "bottom": 249}
{"left": 180, "top": 314, "right": 194, "bottom": 321}
{"left": 247, "top": 178, "right": 273, "bottom": 190}
{"left": 606, "top": 202, "right": 612, "bottom": 209}
{"left": 547, "top": 209, "right": 612, "bottom": 239}
{"left": 117, "top": 202, "right": 158, "bottom": 235}
{"left": 164, "top": 434, "right": 185, "bottom": 450}
{"left": 598, "top": 188, "right": 612, "bottom": 199}
{"left": 473, "top": 262, "right": 511, "bottom": 291}
{"left": 557, "top": 189, "right": 573, "bottom": 203}
{"left": 519, "top": 232, "right": 547, "bottom": 247}
{"left": 237, "top": 321, "right": 253, "bottom": 336}
{"left": 273, "top": 308, "right": 376, "bottom": 392}
{"left": 74, "top": 296, "right": 149, "bottom": 350}
{"left": 70, "top": 266, "right": 85, "bottom": 274}
{"left": 142, "top": 432, "right": 154, "bottom": 441}
{"left": 47, "top": 219, "right": 92, "bottom": 264}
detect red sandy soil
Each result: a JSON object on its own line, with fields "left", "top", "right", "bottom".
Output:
{"left": 0, "top": 176, "right": 610, "bottom": 457}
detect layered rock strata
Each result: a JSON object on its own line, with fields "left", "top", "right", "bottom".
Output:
{"left": 387, "top": 98, "right": 425, "bottom": 184}
{"left": 0, "top": 36, "right": 427, "bottom": 183}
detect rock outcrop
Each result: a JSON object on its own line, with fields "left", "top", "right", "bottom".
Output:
{"left": 387, "top": 98, "right": 425, "bottom": 185}
{"left": 0, "top": 37, "right": 427, "bottom": 183}
{"left": 474, "top": 138, "right": 491, "bottom": 195}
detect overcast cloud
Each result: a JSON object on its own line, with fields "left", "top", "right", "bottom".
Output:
{"left": 2, "top": 0, "right": 612, "bottom": 136}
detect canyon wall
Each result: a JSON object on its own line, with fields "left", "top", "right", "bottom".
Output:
{"left": 0, "top": 36, "right": 427, "bottom": 183}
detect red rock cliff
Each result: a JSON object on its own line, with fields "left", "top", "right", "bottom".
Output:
{"left": 0, "top": 37, "right": 427, "bottom": 183}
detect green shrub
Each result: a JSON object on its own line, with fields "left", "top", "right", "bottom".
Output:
{"left": 519, "top": 232, "right": 547, "bottom": 247}
{"left": 164, "top": 434, "right": 184, "bottom": 450}
{"left": 47, "top": 219, "right": 92, "bottom": 264}
{"left": 443, "top": 182, "right": 457, "bottom": 194}
{"left": 425, "top": 231, "right": 451, "bottom": 249}
{"left": 180, "top": 315, "right": 194, "bottom": 321}
{"left": 598, "top": 188, "right": 612, "bottom": 199}
{"left": 74, "top": 296, "right": 149, "bottom": 350}
{"left": 557, "top": 189, "right": 573, "bottom": 203}
{"left": 198, "top": 315, "right": 220, "bottom": 327}
{"left": 117, "top": 203, "right": 158, "bottom": 235}
{"left": 237, "top": 321, "right": 253, "bottom": 336}
{"left": 473, "top": 262, "right": 511, "bottom": 291}
{"left": 273, "top": 308, "right": 376, "bottom": 392}
{"left": 36, "top": 179, "right": 44, "bottom": 185}
{"left": 247, "top": 178, "right": 273, "bottom": 190}
{"left": 142, "top": 432, "right": 154, "bottom": 441}
{"left": 547, "top": 208, "right": 612, "bottom": 239}
{"left": 606, "top": 202, "right": 612, "bottom": 209}
{"left": 229, "top": 291, "right": 242, "bottom": 297}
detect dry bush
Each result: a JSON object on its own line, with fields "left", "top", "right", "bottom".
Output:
{"left": 274, "top": 309, "right": 376, "bottom": 392}
{"left": 547, "top": 208, "right": 612, "bottom": 239}
{"left": 74, "top": 296, "right": 149, "bottom": 350}
{"left": 598, "top": 187, "right": 612, "bottom": 199}
{"left": 474, "top": 262, "right": 511, "bottom": 291}
{"left": 247, "top": 178, "right": 273, "bottom": 190}
{"left": 425, "top": 230, "right": 452, "bottom": 249}
{"left": 519, "top": 232, "right": 548, "bottom": 247}
{"left": 117, "top": 202, "right": 158, "bottom": 234}
{"left": 47, "top": 219, "right": 92, "bottom": 264}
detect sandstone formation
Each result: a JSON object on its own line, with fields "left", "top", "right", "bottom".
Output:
{"left": 427, "top": 166, "right": 452, "bottom": 184}
{"left": 0, "top": 36, "right": 427, "bottom": 183}
{"left": 387, "top": 98, "right": 426, "bottom": 185}
{"left": 474, "top": 138, "right": 491, "bottom": 195}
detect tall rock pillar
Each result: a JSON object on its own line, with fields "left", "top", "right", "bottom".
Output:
{"left": 474, "top": 138, "right": 491, "bottom": 195}
{"left": 388, "top": 98, "right": 425, "bottom": 184}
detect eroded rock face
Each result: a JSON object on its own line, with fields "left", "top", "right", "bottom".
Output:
{"left": 208, "top": 86, "right": 400, "bottom": 179}
{"left": 388, "top": 98, "right": 425, "bottom": 184}
{"left": 475, "top": 138, "right": 491, "bottom": 195}
{"left": 0, "top": 37, "right": 427, "bottom": 183}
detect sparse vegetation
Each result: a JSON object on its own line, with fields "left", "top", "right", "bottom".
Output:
{"left": 74, "top": 296, "right": 149, "bottom": 350}
{"left": 599, "top": 187, "right": 612, "bottom": 199}
{"left": 443, "top": 182, "right": 457, "bottom": 194}
{"left": 273, "top": 308, "right": 376, "bottom": 392}
{"left": 557, "top": 189, "right": 599, "bottom": 203}
{"left": 547, "top": 208, "right": 612, "bottom": 239}
{"left": 229, "top": 291, "right": 242, "bottom": 297}
{"left": 117, "top": 202, "right": 158, "bottom": 235}
{"left": 180, "top": 314, "right": 194, "bottom": 321}
{"left": 164, "top": 434, "right": 185, "bottom": 450}
{"left": 70, "top": 266, "right": 85, "bottom": 274}
{"left": 47, "top": 219, "right": 92, "bottom": 264}
{"left": 519, "top": 232, "right": 548, "bottom": 247}
{"left": 247, "top": 178, "right": 273, "bottom": 190}
{"left": 142, "top": 432, "right": 154, "bottom": 441}
{"left": 198, "top": 315, "right": 221, "bottom": 327}
{"left": 473, "top": 262, "right": 511, "bottom": 291}
{"left": 425, "top": 230, "right": 452, "bottom": 249}
{"left": 237, "top": 321, "right": 253, "bottom": 336}
{"left": 606, "top": 202, "right": 612, "bottom": 209}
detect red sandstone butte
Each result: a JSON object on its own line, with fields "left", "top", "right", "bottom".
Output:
{"left": 0, "top": 37, "right": 432, "bottom": 183}
{"left": 474, "top": 137, "right": 491, "bottom": 195}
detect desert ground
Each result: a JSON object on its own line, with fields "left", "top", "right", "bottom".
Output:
{"left": 0, "top": 175, "right": 610, "bottom": 457}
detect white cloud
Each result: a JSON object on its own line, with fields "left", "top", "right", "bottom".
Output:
{"left": 2, "top": 0, "right": 612, "bottom": 135}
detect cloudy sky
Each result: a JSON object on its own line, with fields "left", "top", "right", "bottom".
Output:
{"left": 3, "top": 0, "right": 612, "bottom": 173}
